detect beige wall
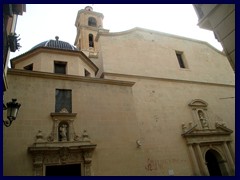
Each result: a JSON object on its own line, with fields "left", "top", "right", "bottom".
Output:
{"left": 4, "top": 66, "right": 235, "bottom": 175}
{"left": 106, "top": 74, "right": 235, "bottom": 137}
{"left": 104, "top": 73, "right": 235, "bottom": 175}
{"left": 99, "top": 29, "right": 234, "bottom": 85}
{"left": 4, "top": 23, "right": 235, "bottom": 176}
{"left": 97, "top": 29, "right": 235, "bottom": 175}
{"left": 3, "top": 71, "right": 142, "bottom": 175}
{"left": 193, "top": 4, "right": 235, "bottom": 71}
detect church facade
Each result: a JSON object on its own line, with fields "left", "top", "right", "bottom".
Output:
{"left": 3, "top": 6, "right": 235, "bottom": 176}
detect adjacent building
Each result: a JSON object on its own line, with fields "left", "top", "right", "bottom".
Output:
{"left": 193, "top": 4, "right": 235, "bottom": 71}
{"left": 3, "top": 6, "right": 235, "bottom": 176}
{"left": 3, "top": 4, "right": 26, "bottom": 91}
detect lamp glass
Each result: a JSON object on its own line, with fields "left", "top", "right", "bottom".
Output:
{"left": 6, "top": 99, "right": 21, "bottom": 120}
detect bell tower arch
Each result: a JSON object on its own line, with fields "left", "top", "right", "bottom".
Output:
{"left": 74, "top": 6, "right": 106, "bottom": 58}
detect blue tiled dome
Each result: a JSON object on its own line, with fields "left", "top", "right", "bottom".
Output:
{"left": 31, "top": 36, "right": 78, "bottom": 51}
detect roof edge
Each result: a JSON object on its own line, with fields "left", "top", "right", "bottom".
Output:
{"left": 10, "top": 47, "right": 98, "bottom": 73}
{"left": 98, "top": 27, "right": 224, "bottom": 55}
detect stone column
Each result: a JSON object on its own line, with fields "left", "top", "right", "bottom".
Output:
{"left": 223, "top": 142, "right": 235, "bottom": 175}
{"left": 196, "top": 144, "right": 209, "bottom": 176}
{"left": 33, "top": 154, "right": 43, "bottom": 176}
{"left": 84, "top": 163, "right": 92, "bottom": 176}
{"left": 227, "top": 142, "right": 235, "bottom": 163}
{"left": 34, "top": 164, "right": 43, "bottom": 176}
{"left": 83, "top": 151, "right": 93, "bottom": 176}
{"left": 188, "top": 144, "right": 201, "bottom": 175}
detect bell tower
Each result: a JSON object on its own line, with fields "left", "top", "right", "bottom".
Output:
{"left": 74, "top": 6, "right": 108, "bottom": 58}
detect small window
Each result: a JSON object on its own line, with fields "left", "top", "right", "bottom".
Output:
{"left": 54, "top": 61, "right": 67, "bottom": 74}
{"left": 176, "top": 51, "right": 187, "bottom": 68}
{"left": 84, "top": 69, "right": 91, "bottom": 77}
{"left": 88, "top": 17, "right": 97, "bottom": 27}
{"left": 89, "top": 34, "right": 94, "bottom": 48}
{"left": 24, "top": 64, "right": 33, "bottom": 71}
{"left": 55, "top": 89, "right": 72, "bottom": 113}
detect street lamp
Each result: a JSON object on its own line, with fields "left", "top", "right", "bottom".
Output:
{"left": 3, "top": 99, "right": 21, "bottom": 127}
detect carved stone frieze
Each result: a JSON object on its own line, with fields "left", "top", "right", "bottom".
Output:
{"left": 59, "top": 147, "right": 70, "bottom": 163}
{"left": 44, "top": 153, "right": 60, "bottom": 164}
{"left": 28, "top": 112, "right": 97, "bottom": 176}
{"left": 28, "top": 143, "right": 96, "bottom": 176}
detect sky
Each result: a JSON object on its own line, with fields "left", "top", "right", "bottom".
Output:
{"left": 9, "top": 4, "right": 223, "bottom": 60}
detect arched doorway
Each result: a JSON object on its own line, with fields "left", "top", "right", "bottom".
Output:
{"left": 205, "top": 150, "right": 223, "bottom": 176}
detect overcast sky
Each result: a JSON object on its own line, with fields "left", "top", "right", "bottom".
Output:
{"left": 9, "top": 4, "right": 223, "bottom": 60}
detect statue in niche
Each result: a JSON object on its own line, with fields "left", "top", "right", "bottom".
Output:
{"left": 59, "top": 123, "right": 68, "bottom": 141}
{"left": 198, "top": 110, "right": 209, "bottom": 129}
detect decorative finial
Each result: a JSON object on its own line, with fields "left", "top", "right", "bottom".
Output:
{"left": 85, "top": 6, "right": 93, "bottom": 11}
{"left": 82, "top": 129, "right": 91, "bottom": 142}
{"left": 55, "top": 36, "right": 59, "bottom": 41}
{"left": 35, "top": 130, "right": 45, "bottom": 143}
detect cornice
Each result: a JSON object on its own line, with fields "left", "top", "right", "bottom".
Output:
{"left": 7, "top": 69, "right": 135, "bottom": 87}
{"left": 50, "top": 112, "right": 77, "bottom": 118}
{"left": 10, "top": 47, "right": 98, "bottom": 73}
{"left": 103, "top": 72, "right": 235, "bottom": 88}
{"left": 11, "top": 47, "right": 80, "bottom": 64}
{"left": 28, "top": 142, "right": 97, "bottom": 150}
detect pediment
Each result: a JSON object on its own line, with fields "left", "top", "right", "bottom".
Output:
{"left": 182, "top": 122, "right": 233, "bottom": 137}
{"left": 188, "top": 99, "right": 208, "bottom": 107}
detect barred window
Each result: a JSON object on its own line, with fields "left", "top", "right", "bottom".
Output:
{"left": 55, "top": 89, "right": 72, "bottom": 113}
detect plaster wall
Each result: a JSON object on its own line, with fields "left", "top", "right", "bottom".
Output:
{"left": 4, "top": 69, "right": 234, "bottom": 175}
{"left": 3, "top": 72, "right": 142, "bottom": 175}
{"left": 104, "top": 73, "right": 235, "bottom": 175}
{"left": 99, "top": 30, "right": 234, "bottom": 85}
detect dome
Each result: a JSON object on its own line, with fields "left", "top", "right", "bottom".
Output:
{"left": 31, "top": 36, "right": 78, "bottom": 51}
